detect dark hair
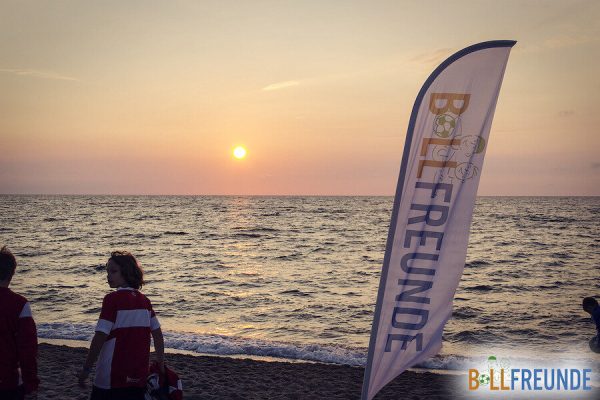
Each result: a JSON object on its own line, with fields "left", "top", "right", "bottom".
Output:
{"left": 0, "top": 246, "right": 17, "bottom": 281}
{"left": 109, "top": 251, "right": 144, "bottom": 289}
{"left": 583, "top": 297, "right": 598, "bottom": 310}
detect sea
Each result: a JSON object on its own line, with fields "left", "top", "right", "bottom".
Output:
{"left": 1, "top": 195, "right": 599, "bottom": 372}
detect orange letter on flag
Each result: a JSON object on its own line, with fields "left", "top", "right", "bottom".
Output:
{"left": 469, "top": 369, "right": 480, "bottom": 390}
{"left": 429, "top": 93, "right": 471, "bottom": 115}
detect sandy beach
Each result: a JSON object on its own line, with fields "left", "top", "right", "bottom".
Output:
{"left": 36, "top": 343, "right": 461, "bottom": 399}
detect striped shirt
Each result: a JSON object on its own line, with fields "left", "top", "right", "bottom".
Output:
{"left": 0, "top": 287, "right": 39, "bottom": 393}
{"left": 94, "top": 287, "right": 160, "bottom": 389}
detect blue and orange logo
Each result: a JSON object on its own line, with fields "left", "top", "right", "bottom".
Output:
{"left": 468, "top": 356, "right": 593, "bottom": 393}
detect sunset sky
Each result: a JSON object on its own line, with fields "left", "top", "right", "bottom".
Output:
{"left": 1, "top": 0, "right": 599, "bottom": 195}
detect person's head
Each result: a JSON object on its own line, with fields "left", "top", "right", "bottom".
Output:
{"left": 583, "top": 297, "right": 598, "bottom": 314}
{"left": 0, "top": 246, "right": 17, "bottom": 286}
{"left": 106, "top": 251, "right": 144, "bottom": 289}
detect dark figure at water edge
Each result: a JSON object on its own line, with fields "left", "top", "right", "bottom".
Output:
{"left": 0, "top": 246, "right": 39, "bottom": 400}
{"left": 77, "top": 251, "right": 165, "bottom": 400}
{"left": 583, "top": 296, "right": 600, "bottom": 353}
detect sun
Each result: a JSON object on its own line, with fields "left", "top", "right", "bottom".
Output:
{"left": 233, "top": 146, "right": 247, "bottom": 160}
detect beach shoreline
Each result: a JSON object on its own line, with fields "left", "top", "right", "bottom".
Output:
{"left": 37, "top": 343, "right": 462, "bottom": 399}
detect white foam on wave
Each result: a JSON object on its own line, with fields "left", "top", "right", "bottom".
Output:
{"left": 38, "top": 322, "right": 95, "bottom": 341}
{"left": 38, "top": 322, "right": 469, "bottom": 369}
{"left": 36, "top": 323, "right": 367, "bottom": 366}
{"left": 164, "top": 331, "right": 367, "bottom": 366}
{"left": 416, "top": 354, "right": 471, "bottom": 371}
{"left": 41, "top": 323, "right": 595, "bottom": 373}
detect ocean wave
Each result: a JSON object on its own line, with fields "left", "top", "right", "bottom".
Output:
{"left": 505, "top": 328, "right": 539, "bottom": 337}
{"left": 280, "top": 289, "right": 312, "bottom": 297}
{"left": 18, "top": 250, "right": 51, "bottom": 257}
{"left": 447, "top": 329, "right": 508, "bottom": 344}
{"left": 512, "top": 251, "right": 532, "bottom": 259}
{"left": 58, "top": 237, "right": 79, "bottom": 242}
{"left": 525, "top": 215, "right": 576, "bottom": 224}
{"left": 231, "top": 233, "right": 263, "bottom": 238}
{"left": 551, "top": 251, "right": 574, "bottom": 259}
{"left": 535, "top": 284, "right": 560, "bottom": 289}
{"left": 37, "top": 323, "right": 366, "bottom": 366}
{"left": 38, "top": 323, "right": 94, "bottom": 341}
{"left": 308, "top": 247, "right": 332, "bottom": 254}
{"left": 465, "top": 260, "right": 490, "bottom": 267}
{"left": 38, "top": 322, "right": 585, "bottom": 372}
{"left": 416, "top": 354, "right": 471, "bottom": 370}
{"left": 529, "top": 241, "right": 549, "bottom": 247}
{"left": 452, "top": 307, "right": 480, "bottom": 319}
{"left": 463, "top": 284, "right": 496, "bottom": 292}
{"left": 274, "top": 253, "right": 302, "bottom": 261}
{"left": 544, "top": 260, "right": 565, "bottom": 267}
{"left": 233, "top": 227, "right": 278, "bottom": 233}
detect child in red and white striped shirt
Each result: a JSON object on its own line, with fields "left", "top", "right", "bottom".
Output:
{"left": 77, "top": 251, "right": 165, "bottom": 400}
{"left": 0, "top": 246, "right": 39, "bottom": 400}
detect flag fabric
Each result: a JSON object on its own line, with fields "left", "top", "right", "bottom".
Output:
{"left": 361, "top": 40, "right": 515, "bottom": 400}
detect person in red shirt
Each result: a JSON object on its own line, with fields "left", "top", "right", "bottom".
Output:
{"left": 77, "top": 251, "right": 165, "bottom": 400}
{"left": 0, "top": 246, "right": 39, "bottom": 400}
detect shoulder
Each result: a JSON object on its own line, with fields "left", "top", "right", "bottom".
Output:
{"left": 136, "top": 291, "right": 152, "bottom": 305}
{"left": 0, "top": 289, "right": 30, "bottom": 317}
{"left": 113, "top": 288, "right": 151, "bottom": 305}
{"left": 4, "top": 289, "right": 28, "bottom": 307}
{"left": 102, "top": 290, "right": 122, "bottom": 306}
{"left": 103, "top": 290, "right": 119, "bottom": 301}
{"left": 13, "top": 290, "right": 28, "bottom": 304}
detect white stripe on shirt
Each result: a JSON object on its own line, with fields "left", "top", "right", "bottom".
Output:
{"left": 168, "top": 379, "right": 183, "bottom": 393}
{"left": 94, "top": 337, "right": 116, "bottom": 389}
{"left": 95, "top": 319, "right": 114, "bottom": 335}
{"left": 114, "top": 309, "right": 151, "bottom": 329}
{"left": 150, "top": 316, "right": 161, "bottom": 331}
{"left": 19, "top": 302, "right": 32, "bottom": 318}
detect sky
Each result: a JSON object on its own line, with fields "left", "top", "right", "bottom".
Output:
{"left": 1, "top": 0, "right": 599, "bottom": 195}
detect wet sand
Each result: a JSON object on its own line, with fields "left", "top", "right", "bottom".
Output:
{"left": 37, "top": 343, "right": 462, "bottom": 399}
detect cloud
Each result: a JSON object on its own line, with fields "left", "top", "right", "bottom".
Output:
{"left": 543, "top": 34, "right": 598, "bottom": 49}
{"left": 592, "top": 162, "right": 600, "bottom": 170}
{"left": 261, "top": 80, "right": 300, "bottom": 92}
{"left": 558, "top": 110, "right": 575, "bottom": 117}
{"left": 410, "top": 48, "right": 453, "bottom": 68}
{"left": 0, "top": 68, "right": 79, "bottom": 81}
{"left": 514, "top": 34, "right": 600, "bottom": 55}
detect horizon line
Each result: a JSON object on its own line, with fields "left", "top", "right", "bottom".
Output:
{"left": 1, "top": 193, "right": 598, "bottom": 197}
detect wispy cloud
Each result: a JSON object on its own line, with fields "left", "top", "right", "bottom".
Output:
{"left": 262, "top": 80, "right": 300, "bottom": 92}
{"left": 410, "top": 48, "right": 453, "bottom": 68}
{"left": 592, "top": 162, "right": 600, "bottom": 170}
{"left": 0, "top": 68, "right": 79, "bottom": 82}
{"left": 544, "top": 34, "right": 598, "bottom": 49}
{"left": 558, "top": 110, "right": 575, "bottom": 117}
{"left": 516, "top": 34, "right": 600, "bottom": 55}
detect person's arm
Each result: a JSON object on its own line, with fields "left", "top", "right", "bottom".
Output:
{"left": 17, "top": 302, "right": 39, "bottom": 395}
{"left": 151, "top": 328, "right": 165, "bottom": 374}
{"left": 77, "top": 331, "right": 108, "bottom": 387}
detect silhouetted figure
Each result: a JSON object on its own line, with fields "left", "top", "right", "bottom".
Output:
{"left": 77, "top": 251, "right": 165, "bottom": 400}
{"left": 583, "top": 297, "right": 600, "bottom": 353}
{"left": 0, "top": 246, "right": 39, "bottom": 400}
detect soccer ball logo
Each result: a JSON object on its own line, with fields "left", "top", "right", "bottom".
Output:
{"left": 433, "top": 113, "right": 457, "bottom": 138}
{"left": 454, "top": 162, "right": 479, "bottom": 182}
{"left": 478, "top": 374, "right": 490, "bottom": 386}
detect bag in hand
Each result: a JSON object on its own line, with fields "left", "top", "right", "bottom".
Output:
{"left": 145, "top": 361, "right": 183, "bottom": 400}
